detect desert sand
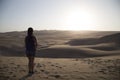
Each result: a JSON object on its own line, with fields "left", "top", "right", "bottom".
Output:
{"left": 0, "top": 30, "right": 120, "bottom": 80}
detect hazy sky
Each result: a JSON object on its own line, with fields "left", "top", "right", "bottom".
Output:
{"left": 0, "top": 0, "right": 120, "bottom": 32}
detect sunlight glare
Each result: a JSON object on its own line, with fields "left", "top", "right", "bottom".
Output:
{"left": 65, "top": 9, "right": 96, "bottom": 30}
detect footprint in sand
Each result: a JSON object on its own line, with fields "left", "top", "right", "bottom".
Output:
{"left": 17, "top": 65, "right": 20, "bottom": 67}
{"left": 51, "top": 64, "right": 54, "bottom": 66}
{"left": 36, "top": 63, "right": 42, "bottom": 67}
{"left": 44, "top": 71, "right": 49, "bottom": 74}
{"left": 20, "top": 69, "right": 26, "bottom": 72}
{"left": 10, "top": 62, "right": 14, "bottom": 65}
{"left": 47, "top": 62, "right": 51, "bottom": 64}
{"left": 40, "top": 69, "right": 45, "bottom": 72}
{"left": 54, "top": 75, "right": 61, "bottom": 78}
{"left": 9, "top": 71, "right": 13, "bottom": 74}
{"left": 50, "top": 74, "right": 61, "bottom": 78}
{"left": 12, "top": 75, "right": 16, "bottom": 77}
{"left": 98, "top": 70, "right": 106, "bottom": 74}
{"left": 59, "top": 66, "right": 62, "bottom": 69}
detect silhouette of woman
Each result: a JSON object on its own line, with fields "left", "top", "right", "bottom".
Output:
{"left": 25, "top": 27, "right": 37, "bottom": 74}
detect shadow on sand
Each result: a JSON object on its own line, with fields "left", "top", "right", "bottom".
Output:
{"left": 66, "top": 33, "right": 120, "bottom": 46}
{"left": 19, "top": 73, "right": 33, "bottom": 80}
{"left": 1, "top": 43, "right": 120, "bottom": 58}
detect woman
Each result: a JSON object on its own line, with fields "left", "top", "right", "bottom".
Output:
{"left": 25, "top": 27, "right": 37, "bottom": 74}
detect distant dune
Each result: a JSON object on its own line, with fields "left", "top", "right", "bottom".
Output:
{"left": 0, "top": 30, "right": 120, "bottom": 57}
{"left": 66, "top": 32, "right": 120, "bottom": 46}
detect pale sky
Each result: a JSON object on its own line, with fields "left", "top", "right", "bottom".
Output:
{"left": 0, "top": 0, "right": 120, "bottom": 32}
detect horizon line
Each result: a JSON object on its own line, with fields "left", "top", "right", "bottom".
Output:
{"left": 0, "top": 29, "right": 120, "bottom": 33}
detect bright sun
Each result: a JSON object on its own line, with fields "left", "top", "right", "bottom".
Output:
{"left": 64, "top": 9, "right": 96, "bottom": 30}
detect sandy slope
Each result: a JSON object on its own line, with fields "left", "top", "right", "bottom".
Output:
{"left": 0, "top": 56, "right": 120, "bottom": 80}
{"left": 0, "top": 31, "right": 120, "bottom": 80}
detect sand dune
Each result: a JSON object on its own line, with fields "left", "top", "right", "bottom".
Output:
{"left": 36, "top": 45, "right": 120, "bottom": 58}
{"left": 0, "top": 31, "right": 120, "bottom": 58}
{"left": 0, "top": 30, "right": 120, "bottom": 80}
{"left": 66, "top": 33, "right": 120, "bottom": 46}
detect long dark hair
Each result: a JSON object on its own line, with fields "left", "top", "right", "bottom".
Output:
{"left": 27, "top": 27, "right": 33, "bottom": 36}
